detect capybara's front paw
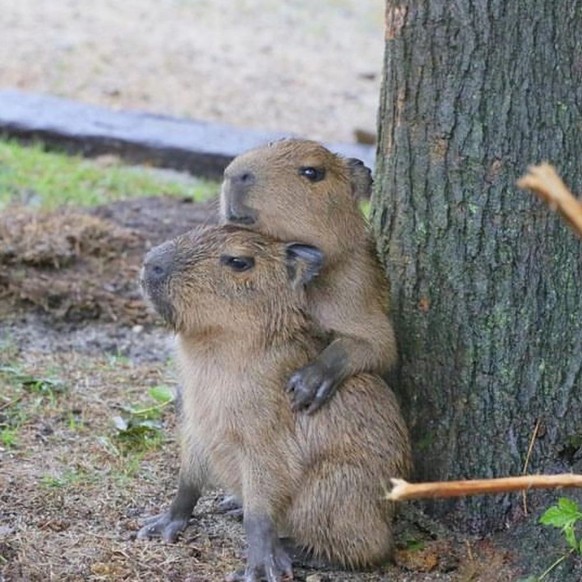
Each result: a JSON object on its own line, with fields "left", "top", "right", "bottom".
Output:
{"left": 287, "top": 360, "right": 339, "bottom": 414}
{"left": 137, "top": 511, "right": 190, "bottom": 543}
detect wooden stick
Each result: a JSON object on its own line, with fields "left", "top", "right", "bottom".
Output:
{"left": 517, "top": 163, "right": 582, "bottom": 237}
{"left": 388, "top": 474, "right": 582, "bottom": 502}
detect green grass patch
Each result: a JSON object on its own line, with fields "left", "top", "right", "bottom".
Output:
{"left": 0, "top": 427, "right": 18, "bottom": 448}
{"left": 0, "top": 140, "right": 218, "bottom": 210}
{"left": 0, "top": 361, "right": 71, "bottom": 441}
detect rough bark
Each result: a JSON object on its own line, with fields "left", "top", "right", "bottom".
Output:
{"left": 373, "top": 0, "right": 582, "bottom": 532}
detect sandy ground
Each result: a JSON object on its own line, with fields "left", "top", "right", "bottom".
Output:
{"left": 0, "top": 0, "right": 384, "bottom": 143}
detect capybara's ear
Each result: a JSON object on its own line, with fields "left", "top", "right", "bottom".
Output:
{"left": 285, "top": 243, "right": 324, "bottom": 288}
{"left": 347, "top": 158, "right": 373, "bottom": 200}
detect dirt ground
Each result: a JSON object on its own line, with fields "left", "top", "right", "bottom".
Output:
{"left": 0, "top": 0, "right": 384, "bottom": 144}
{"left": 0, "top": 196, "right": 535, "bottom": 582}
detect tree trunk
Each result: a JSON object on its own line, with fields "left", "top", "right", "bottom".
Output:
{"left": 373, "top": 0, "right": 582, "bottom": 533}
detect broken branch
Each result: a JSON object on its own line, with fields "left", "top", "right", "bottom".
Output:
{"left": 517, "top": 163, "right": 582, "bottom": 237}
{"left": 388, "top": 474, "right": 582, "bottom": 502}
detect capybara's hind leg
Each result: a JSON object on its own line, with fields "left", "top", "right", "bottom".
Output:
{"left": 288, "top": 466, "right": 394, "bottom": 570}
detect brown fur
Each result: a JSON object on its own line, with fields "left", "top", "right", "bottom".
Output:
{"left": 220, "top": 138, "right": 398, "bottom": 394}
{"left": 140, "top": 225, "right": 411, "bottom": 571}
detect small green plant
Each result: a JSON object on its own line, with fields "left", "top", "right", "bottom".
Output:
{"left": 0, "top": 365, "right": 67, "bottom": 396}
{"left": 401, "top": 537, "right": 425, "bottom": 552}
{"left": 22, "top": 374, "right": 67, "bottom": 396}
{"left": 0, "top": 427, "right": 18, "bottom": 448}
{"left": 147, "top": 385, "right": 175, "bottom": 409}
{"left": 112, "top": 385, "right": 174, "bottom": 452}
{"left": 535, "top": 497, "right": 582, "bottom": 580}
{"left": 540, "top": 497, "right": 582, "bottom": 553}
{"left": 112, "top": 415, "right": 164, "bottom": 450}
{"left": 66, "top": 411, "right": 84, "bottom": 431}
{"left": 119, "top": 385, "right": 174, "bottom": 420}
{"left": 40, "top": 468, "right": 87, "bottom": 489}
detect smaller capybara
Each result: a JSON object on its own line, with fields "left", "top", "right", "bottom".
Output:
{"left": 220, "top": 139, "right": 398, "bottom": 412}
{"left": 138, "top": 225, "right": 411, "bottom": 581}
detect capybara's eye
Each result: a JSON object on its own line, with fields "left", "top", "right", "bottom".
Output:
{"left": 299, "top": 167, "right": 326, "bottom": 182}
{"left": 220, "top": 255, "right": 255, "bottom": 272}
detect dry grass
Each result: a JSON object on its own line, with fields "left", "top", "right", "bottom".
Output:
{"left": 0, "top": 348, "right": 245, "bottom": 581}
{"left": 0, "top": 207, "right": 148, "bottom": 324}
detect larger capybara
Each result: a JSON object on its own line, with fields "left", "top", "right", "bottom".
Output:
{"left": 220, "top": 139, "right": 397, "bottom": 412}
{"left": 137, "top": 225, "right": 411, "bottom": 581}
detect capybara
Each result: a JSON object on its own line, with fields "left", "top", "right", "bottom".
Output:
{"left": 137, "top": 225, "right": 411, "bottom": 580}
{"left": 220, "top": 139, "right": 396, "bottom": 412}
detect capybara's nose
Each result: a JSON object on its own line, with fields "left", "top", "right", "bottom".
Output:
{"left": 144, "top": 260, "right": 168, "bottom": 283}
{"left": 230, "top": 171, "right": 255, "bottom": 188}
{"left": 143, "top": 242, "right": 175, "bottom": 286}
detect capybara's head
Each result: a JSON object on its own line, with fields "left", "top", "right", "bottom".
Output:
{"left": 141, "top": 225, "right": 323, "bottom": 335}
{"left": 220, "top": 139, "right": 372, "bottom": 254}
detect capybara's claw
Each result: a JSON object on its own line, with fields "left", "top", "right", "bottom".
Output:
{"left": 137, "top": 512, "right": 189, "bottom": 543}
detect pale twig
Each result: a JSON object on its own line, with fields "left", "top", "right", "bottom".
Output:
{"left": 538, "top": 548, "right": 575, "bottom": 581}
{"left": 388, "top": 474, "right": 582, "bottom": 501}
{"left": 522, "top": 418, "right": 541, "bottom": 515}
{"left": 517, "top": 163, "right": 582, "bottom": 237}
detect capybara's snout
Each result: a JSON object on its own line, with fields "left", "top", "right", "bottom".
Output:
{"left": 221, "top": 169, "right": 258, "bottom": 225}
{"left": 141, "top": 240, "right": 178, "bottom": 325}
{"left": 142, "top": 240, "right": 176, "bottom": 287}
